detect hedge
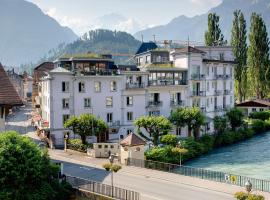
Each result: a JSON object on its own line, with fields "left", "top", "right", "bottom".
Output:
{"left": 67, "top": 139, "right": 93, "bottom": 153}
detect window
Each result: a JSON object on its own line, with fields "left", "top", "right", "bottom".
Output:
{"left": 63, "top": 114, "right": 70, "bottom": 125}
{"left": 78, "top": 82, "right": 85, "bottom": 93}
{"left": 107, "top": 113, "right": 113, "bottom": 123}
{"left": 207, "top": 98, "right": 209, "bottom": 107}
{"left": 126, "top": 96, "right": 133, "bottom": 106}
{"left": 98, "top": 145, "right": 102, "bottom": 149}
{"left": 62, "top": 98, "right": 69, "bottom": 109}
{"left": 127, "top": 129, "right": 133, "bottom": 135}
{"left": 230, "top": 96, "right": 233, "bottom": 104}
{"left": 106, "top": 97, "right": 113, "bottom": 107}
{"left": 110, "top": 145, "right": 114, "bottom": 149}
{"left": 149, "top": 111, "right": 160, "bottom": 116}
{"left": 219, "top": 52, "right": 224, "bottom": 60}
{"left": 207, "top": 66, "right": 209, "bottom": 76}
{"left": 127, "top": 112, "right": 133, "bottom": 121}
{"left": 62, "top": 82, "right": 69, "bottom": 92}
{"left": 230, "top": 82, "right": 232, "bottom": 90}
{"left": 252, "top": 108, "right": 257, "bottom": 112}
{"left": 104, "top": 145, "right": 108, "bottom": 148}
{"left": 110, "top": 81, "right": 117, "bottom": 91}
{"left": 84, "top": 98, "right": 91, "bottom": 108}
{"left": 207, "top": 82, "right": 209, "bottom": 91}
{"left": 0, "top": 107, "right": 4, "bottom": 118}
{"left": 176, "top": 127, "right": 181, "bottom": 136}
{"left": 120, "top": 135, "right": 124, "bottom": 139}
{"left": 94, "top": 82, "right": 101, "bottom": 92}
{"left": 135, "top": 147, "right": 141, "bottom": 152}
{"left": 212, "top": 82, "right": 215, "bottom": 89}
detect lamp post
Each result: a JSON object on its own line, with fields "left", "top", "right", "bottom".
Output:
{"left": 64, "top": 133, "right": 69, "bottom": 152}
{"left": 245, "top": 180, "right": 252, "bottom": 194}
{"left": 109, "top": 155, "right": 114, "bottom": 197}
{"left": 177, "top": 141, "right": 182, "bottom": 166}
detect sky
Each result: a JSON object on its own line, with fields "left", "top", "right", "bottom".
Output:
{"left": 26, "top": 0, "right": 222, "bottom": 36}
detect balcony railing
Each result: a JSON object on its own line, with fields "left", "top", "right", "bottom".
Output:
{"left": 148, "top": 80, "right": 187, "bottom": 86}
{"left": 170, "top": 101, "right": 185, "bottom": 107}
{"left": 126, "top": 83, "right": 145, "bottom": 89}
{"left": 191, "top": 74, "right": 206, "bottom": 81}
{"left": 214, "top": 74, "right": 224, "bottom": 79}
{"left": 108, "top": 121, "right": 121, "bottom": 127}
{"left": 224, "top": 90, "right": 231, "bottom": 95}
{"left": 214, "top": 90, "right": 223, "bottom": 96}
{"left": 148, "top": 101, "right": 163, "bottom": 107}
{"left": 191, "top": 91, "right": 206, "bottom": 97}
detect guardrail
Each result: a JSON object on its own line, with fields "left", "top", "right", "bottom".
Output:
{"left": 66, "top": 175, "right": 140, "bottom": 200}
{"left": 127, "top": 158, "right": 270, "bottom": 192}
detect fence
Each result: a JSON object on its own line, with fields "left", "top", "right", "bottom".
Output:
{"left": 66, "top": 175, "right": 140, "bottom": 200}
{"left": 127, "top": 158, "right": 270, "bottom": 192}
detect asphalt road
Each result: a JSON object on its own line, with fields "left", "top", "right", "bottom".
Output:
{"left": 62, "top": 161, "right": 233, "bottom": 200}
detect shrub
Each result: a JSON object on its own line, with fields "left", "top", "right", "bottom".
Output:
{"left": 160, "top": 134, "right": 178, "bottom": 146}
{"left": 67, "top": 139, "right": 93, "bottom": 153}
{"left": 213, "top": 116, "right": 228, "bottom": 134}
{"left": 234, "top": 191, "right": 264, "bottom": 200}
{"left": 251, "top": 119, "right": 266, "bottom": 133}
{"left": 226, "top": 108, "right": 244, "bottom": 130}
{"left": 199, "top": 134, "right": 215, "bottom": 153}
{"left": 249, "top": 111, "right": 270, "bottom": 121}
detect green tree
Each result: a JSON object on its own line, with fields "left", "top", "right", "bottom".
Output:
{"left": 213, "top": 116, "right": 228, "bottom": 134}
{"left": 170, "top": 107, "right": 205, "bottom": 139}
{"left": 226, "top": 108, "right": 244, "bottom": 131}
{"left": 231, "top": 10, "right": 248, "bottom": 102}
{"left": 247, "top": 13, "right": 270, "bottom": 99}
{"left": 205, "top": 13, "right": 225, "bottom": 46}
{"left": 0, "top": 131, "right": 72, "bottom": 200}
{"left": 160, "top": 134, "right": 178, "bottom": 146}
{"left": 134, "top": 116, "right": 172, "bottom": 146}
{"left": 64, "top": 113, "right": 108, "bottom": 144}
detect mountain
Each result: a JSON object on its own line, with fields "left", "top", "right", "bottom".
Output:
{"left": 90, "top": 13, "right": 148, "bottom": 34}
{"left": 134, "top": 0, "right": 270, "bottom": 43}
{"left": 0, "top": 0, "right": 77, "bottom": 66}
{"left": 41, "top": 29, "right": 141, "bottom": 65}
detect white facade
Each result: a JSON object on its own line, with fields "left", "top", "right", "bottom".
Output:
{"left": 39, "top": 46, "right": 236, "bottom": 146}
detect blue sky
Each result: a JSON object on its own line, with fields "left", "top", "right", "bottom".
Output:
{"left": 27, "top": 0, "right": 222, "bottom": 35}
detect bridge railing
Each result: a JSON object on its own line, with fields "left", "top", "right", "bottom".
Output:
{"left": 127, "top": 158, "right": 270, "bottom": 192}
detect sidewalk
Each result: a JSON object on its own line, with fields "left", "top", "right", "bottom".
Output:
{"left": 49, "top": 149, "right": 270, "bottom": 199}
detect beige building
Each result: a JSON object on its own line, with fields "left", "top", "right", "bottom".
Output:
{"left": 120, "top": 133, "right": 146, "bottom": 165}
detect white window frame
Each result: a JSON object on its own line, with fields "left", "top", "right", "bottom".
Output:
{"left": 84, "top": 98, "right": 91, "bottom": 108}
{"left": 94, "top": 81, "right": 101, "bottom": 92}
{"left": 106, "top": 97, "right": 113, "bottom": 107}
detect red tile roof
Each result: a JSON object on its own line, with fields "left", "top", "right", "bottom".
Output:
{"left": 120, "top": 133, "right": 146, "bottom": 147}
{"left": 236, "top": 99, "right": 270, "bottom": 108}
{"left": 0, "top": 63, "right": 23, "bottom": 106}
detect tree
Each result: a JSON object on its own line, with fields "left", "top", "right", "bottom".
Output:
{"left": 0, "top": 131, "right": 72, "bottom": 200}
{"left": 64, "top": 114, "right": 108, "bottom": 144}
{"left": 247, "top": 13, "right": 270, "bottom": 99}
{"left": 170, "top": 107, "right": 205, "bottom": 139}
{"left": 213, "top": 116, "right": 228, "bottom": 135}
{"left": 205, "top": 13, "right": 225, "bottom": 46}
{"left": 231, "top": 10, "right": 248, "bottom": 102}
{"left": 226, "top": 108, "right": 244, "bottom": 131}
{"left": 160, "top": 134, "right": 178, "bottom": 146}
{"left": 134, "top": 116, "right": 172, "bottom": 146}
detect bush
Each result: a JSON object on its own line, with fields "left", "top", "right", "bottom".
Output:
{"left": 160, "top": 134, "right": 178, "bottom": 146}
{"left": 234, "top": 191, "right": 264, "bottom": 200}
{"left": 67, "top": 139, "right": 93, "bottom": 152}
{"left": 249, "top": 111, "right": 270, "bottom": 121}
{"left": 251, "top": 119, "right": 266, "bottom": 133}
{"left": 199, "top": 134, "right": 215, "bottom": 153}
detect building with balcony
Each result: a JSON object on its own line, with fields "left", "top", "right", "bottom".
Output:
{"left": 38, "top": 43, "right": 236, "bottom": 147}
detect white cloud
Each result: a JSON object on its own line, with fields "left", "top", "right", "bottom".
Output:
{"left": 189, "top": 0, "right": 222, "bottom": 7}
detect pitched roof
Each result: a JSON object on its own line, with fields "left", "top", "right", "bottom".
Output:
{"left": 136, "top": 42, "right": 158, "bottom": 55}
{"left": 174, "top": 46, "right": 205, "bottom": 54}
{"left": 236, "top": 99, "right": 270, "bottom": 107}
{"left": 0, "top": 63, "right": 23, "bottom": 106}
{"left": 120, "top": 133, "right": 146, "bottom": 147}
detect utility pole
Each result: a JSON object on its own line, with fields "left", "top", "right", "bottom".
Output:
{"left": 141, "top": 34, "right": 144, "bottom": 43}
{"left": 153, "top": 34, "right": 156, "bottom": 42}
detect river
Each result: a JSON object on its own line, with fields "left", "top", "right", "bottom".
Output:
{"left": 186, "top": 132, "right": 270, "bottom": 180}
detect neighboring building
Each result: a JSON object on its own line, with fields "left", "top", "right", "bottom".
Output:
{"left": 39, "top": 44, "right": 236, "bottom": 147}
{"left": 0, "top": 63, "right": 23, "bottom": 132}
{"left": 23, "top": 73, "right": 33, "bottom": 101}
{"left": 6, "top": 68, "right": 24, "bottom": 100}
{"left": 236, "top": 99, "right": 270, "bottom": 116}
{"left": 32, "top": 62, "right": 54, "bottom": 108}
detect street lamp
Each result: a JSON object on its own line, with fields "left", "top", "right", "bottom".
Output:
{"left": 245, "top": 180, "right": 252, "bottom": 193}
{"left": 109, "top": 155, "right": 114, "bottom": 196}
{"left": 177, "top": 141, "right": 182, "bottom": 166}
{"left": 64, "top": 133, "right": 69, "bottom": 152}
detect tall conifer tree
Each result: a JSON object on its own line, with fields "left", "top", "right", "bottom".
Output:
{"left": 205, "top": 13, "right": 225, "bottom": 46}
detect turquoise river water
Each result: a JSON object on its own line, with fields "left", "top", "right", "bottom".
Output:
{"left": 186, "top": 132, "right": 270, "bottom": 180}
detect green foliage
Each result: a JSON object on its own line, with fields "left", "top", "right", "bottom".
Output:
{"left": 213, "top": 116, "right": 228, "bottom": 134}
{"left": 234, "top": 191, "right": 264, "bottom": 200}
{"left": 231, "top": 10, "right": 248, "bottom": 102}
{"left": 160, "top": 134, "right": 178, "bottom": 146}
{"left": 0, "top": 131, "right": 72, "bottom": 200}
{"left": 199, "top": 134, "right": 215, "bottom": 153}
{"left": 170, "top": 107, "right": 205, "bottom": 139}
{"left": 205, "top": 13, "right": 225, "bottom": 46}
{"left": 249, "top": 111, "right": 270, "bottom": 121}
{"left": 247, "top": 13, "right": 270, "bottom": 99}
{"left": 226, "top": 108, "right": 244, "bottom": 130}
{"left": 64, "top": 114, "right": 108, "bottom": 144}
{"left": 134, "top": 116, "right": 172, "bottom": 146}
{"left": 102, "top": 163, "right": 122, "bottom": 172}
{"left": 251, "top": 119, "right": 267, "bottom": 133}
{"left": 67, "top": 138, "right": 92, "bottom": 152}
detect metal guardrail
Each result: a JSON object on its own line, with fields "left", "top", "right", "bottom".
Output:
{"left": 127, "top": 158, "right": 270, "bottom": 192}
{"left": 66, "top": 175, "right": 140, "bottom": 200}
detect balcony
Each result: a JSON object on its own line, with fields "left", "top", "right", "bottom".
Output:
{"left": 191, "top": 74, "right": 206, "bottom": 81}
{"left": 200, "top": 107, "right": 206, "bottom": 113}
{"left": 214, "top": 106, "right": 223, "bottom": 112}
{"left": 224, "top": 74, "right": 231, "bottom": 79}
{"left": 191, "top": 91, "right": 206, "bottom": 97}
{"left": 224, "top": 90, "right": 231, "bottom": 95}
{"left": 147, "top": 101, "right": 163, "bottom": 107}
{"left": 171, "top": 100, "right": 185, "bottom": 107}
{"left": 148, "top": 80, "right": 187, "bottom": 87}
{"left": 126, "top": 83, "right": 145, "bottom": 89}
{"left": 214, "top": 74, "right": 224, "bottom": 79}
{"left": 214, "top": 90, "right": 223, "bottom": 96}
{"left": 108, "top": 121, "right": 121, "bottom": 128}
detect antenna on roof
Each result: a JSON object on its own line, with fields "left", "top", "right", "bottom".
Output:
{"left": 153, "top": 34, "right": 156, "bottom": 42}
{"left": 187, "top": 36, "right": 190, "bottom": 47}
{"left": 141, "top": 34, "right": 144, "bottom": 43}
